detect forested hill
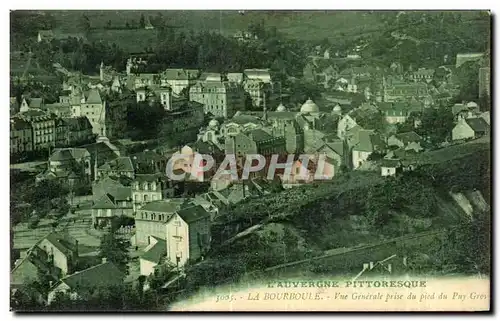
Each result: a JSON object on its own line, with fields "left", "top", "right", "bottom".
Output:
{"left": 364, "top": 11, "right": 491, "bottom": 68}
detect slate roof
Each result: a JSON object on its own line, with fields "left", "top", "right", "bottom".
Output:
{"left": 49, "top": 149, "right": 74, "bottom": 162}
{"left": 353, "top": 130, "right": 385, "bottom": 152}
{"left": 229, "top": 114, "right": 263, "bottom": 125}
{"left": 134, "top": 173, "right": 162, "bottom": 183}
{"left": 465, "top": 117, "right": 489, "bottom": 133}
{"left": 141, "top": 237, "right": 167, "bottom": 264}
{"left": 140, "top": 199, "right": 184, "bottom": 213}
{"left": 27, "top": 98, "right": 43, "bottom": 109}
{"left": 380, "top": 159, "right": 402, "bottom": 168}
{"left": 92, "top": 177, "right": 131, "bottom": 201}
{"left": 49, "top": 148, "right": 89, "bottom": 162}
{"left": 177, "top": 204, "right": 210, "bottom": 223}
{"left": 99, "top": 157, "right": 135, "bottom": 172}
{"left": 85, "top": 89, "right": 102, "bottom": 105}
{"left": 163, "top": 68, "right": 199, "bottom": 80}
{"left": 62, "top": 117, "right": 93, "bottom": 131}
{"left": 323, "top": 141, "right": 344, "bottom": 156}
{"left": 92, "top": 193, "right": 118, "bottom": 209}
{"left": 249, "top": 129, "right": 274, "bottom": 143}
{"left": 43, "top": 232, "right": 78, "bottom": 257}
{"left": 394, "top": 131, "right": 422, "bottom": 145}
{"left": 57, "top": 262, "right": 124, "bottom": 290}
{"left": 191, "top": 141, "right": 222, "bottom": 154}
{"left": 10, "top": 118, "right": 31, "bottom": 131}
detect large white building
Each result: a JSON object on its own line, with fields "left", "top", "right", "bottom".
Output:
{"left": 189, "top": 81, "right": 245, "bottom": 118}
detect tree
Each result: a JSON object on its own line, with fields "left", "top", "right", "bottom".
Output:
{"left": 139, "top": 14, "right": 145, "bottom": 29}
{"left": 417, "top": 106, "right": 454, "bottom": 146}
{"left": 98, "top": 231, "right": 130, "bottom": 275}
{"left": 79, "top": 14, "right": 91, "bottom": 34}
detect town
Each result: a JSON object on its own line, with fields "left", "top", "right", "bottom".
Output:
{"left": 10, "top": 10, "right": 491, "bottom": 311}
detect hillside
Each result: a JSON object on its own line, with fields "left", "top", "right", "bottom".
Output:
{"left": 178, "top": 142, "right": 490, "bottom": 294}
{"left": 25, "top": 10, "right": 384, "bottom": 42}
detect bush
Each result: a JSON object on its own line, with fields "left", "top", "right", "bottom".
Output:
{"left": 28, "top": 218, "right": 40, "bottom": 229}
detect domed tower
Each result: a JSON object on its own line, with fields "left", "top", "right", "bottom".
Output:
{"left": 300, "top": 98, "right": 320, "bottom": 114}
{"left": 332, "top": 104, "right": 342, "bottom": 115}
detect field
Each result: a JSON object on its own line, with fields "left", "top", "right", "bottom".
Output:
{"left": 47, "top": 10, "right": 384, "bottom": 42}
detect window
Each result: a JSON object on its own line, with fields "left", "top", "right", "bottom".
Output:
{"left": 144, "top": 195, "right": 148, "bottom": 202}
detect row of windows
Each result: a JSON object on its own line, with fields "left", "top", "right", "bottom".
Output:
{"left": 36, "top": 130, "right": 53, "bottom": 135}
{"left": 33, "top": 122, "right": 53, "bottom": 129}
{"left": 133, "top": 182, "right": 158, "bottom": 191}
{"left": 134, "top": 194, "right": 158, "bottom": 202}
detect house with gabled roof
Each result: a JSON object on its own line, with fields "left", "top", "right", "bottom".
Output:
{"left": 92, "top": 177, "right": 133, "bottom": 227}
{"left": 352, "top": 130, "right": 386, "bottom": 169}
{"left": 97, "top": 156, "right": 135, "bottom": 179}
{"left": 47, "top": 260, "right": 124, "bottom": 305}
{"left": 140, "top": 236, "right": 173, "bottom": 276}
{"left": 452, "top": 117, "right": 490, "bottom": 141}
{"left": 134, "top": 199, "right": 211, "bottom": 267}
{"left": 387, "top": 131, "right": 424, "bottom": 152}
{"left": 36, "top": 232, "right": 79, "bottom": 276}
{"left": 380, "top": 158, "right": 403, "bottom": 177}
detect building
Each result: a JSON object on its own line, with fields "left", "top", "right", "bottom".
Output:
{"left": 478, "top": 67, "right": 491, "bottom": 97}
{"left": 36, "top": 148, "right": 92, "bottom": 184}
{"left": 97, "top": 156, "right": 135, "bottom": 179}
{"left": 162, "top": 69, "right": 200, "bottom": 95}
{"left": 11, "top": 248, "right": 61, "bottom": 302}
{"left": 54, "top": 118, "right": 68, "bottom": 147}
{"left": 132, "top": 174, "right": 172, "bottom": 212}
{"left": 382, "top": 77, "right": 429, "bottom": 102}
{"left": 243, "top": 69, "right": 272, "bottom": 84}
{"left": 35, "top": 232, "right": 79, "bottom": 276}
{"left": 408, "top": 68, "right": 435, "bottom": 83}
{"left": 387, "top": 131, "right": 424, "bottom": 152}
{"left": 10, "top": 118, "right": 33, "bottom": 155}
{"left": 61, "top": 117, "right": 95, "bottom": 147}
{"left": 379, "top": 101, "right": 424, "bottom": 124}
{"left": 162, "top": 101, "right": 205, "bottom": 138}
{"left": 130, "top": 149, "right": 169, "bottom": 174}
{"left": 15, "top": 109, "right": 55, "bottom": 151}
{"left": 451, "top": 117, "right": 490, "bottom": 141}
{"left": 79, "top": 89, "right": 105, "bottom": 136}
{"left": 380, "top": 159, "right": 402, "bottom": 177}
{"left": 133, "top": 199, "right": 211, "bottom": 267}
{"left": 452, "top": 102, "right": 481, "bottom": 121}
{"left": 189, "top": 81, "right": 245, "bottom": 118}
{"left": 455, "top": 53, "right": 484, "bottom": 68}
{"left": 92, "top": 177, "right": 133, "bottom": 227}
{"left": 45, "top": 100, "right": 72, "bottom": 118}
{"left": 139, "top": 236, "right": 171, "bottom": 276}
{"left": 351, "top": 130, "right": 386, "bottom": 169}
{"left": 47, "top": 261, "right": 124, "bottom": 305}
{"left": 225, "top": 129, "right": 287, "bottom": 159}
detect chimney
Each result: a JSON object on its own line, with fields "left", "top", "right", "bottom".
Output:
{"left": 369, "top": 262, "right": 374, "bottom": 270}
{"left": 102, "top": 257, "right": 107, "bottom": 264}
